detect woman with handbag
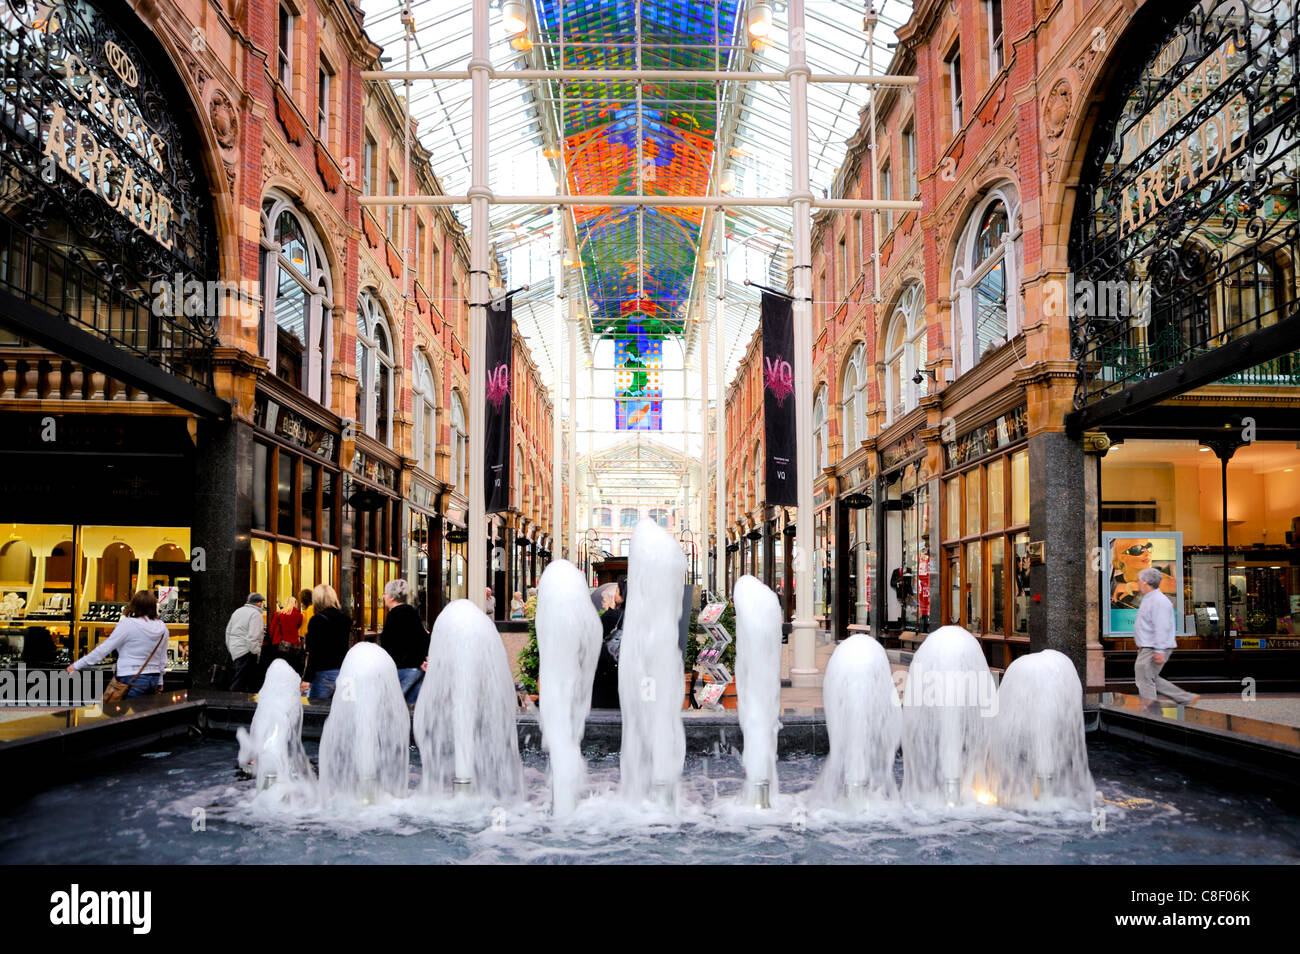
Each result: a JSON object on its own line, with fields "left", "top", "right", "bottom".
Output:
{"left": 66, "top": 590, "right": 169, "bottom": 701}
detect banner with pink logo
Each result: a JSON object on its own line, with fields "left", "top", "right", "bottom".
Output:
{"left": 484, "top": 296, "right": 512, "bottom": 514}
{"left": 761, "top": 291, "right": 797, "bottom": 507}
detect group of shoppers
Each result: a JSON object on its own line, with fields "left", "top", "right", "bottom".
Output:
{"left": 223, "top": 580, "right": 427, "bottom": 704}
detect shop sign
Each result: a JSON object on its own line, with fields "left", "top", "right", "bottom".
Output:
{"left": 944, "top": 405, "right": 1028, "bottom": 469}
{"left": 1, "top": 0, "right": 209, "bottom": 275}
{"left": 352, "top": 450, "right": 396, "bottom": 490}
{"left": 880, "top": 433, "right": 923, "bottom": 472}
{"left": 254, "top": 397, "right": 336, "bottom": 460}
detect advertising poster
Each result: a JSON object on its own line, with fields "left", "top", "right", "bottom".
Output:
{"left": 1102, "top": 531, "right": 1183, "bottom": 635}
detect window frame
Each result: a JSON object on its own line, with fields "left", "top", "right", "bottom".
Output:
{"left": 885, "top": 282, "right": 926, "bottom": 424}
{"left": 449, "top": 391, "right": 468, "bottom": 496}
{"left": 277, "top": 5, "right": 295, "bottom": 90}
{"left": 355, "top": 290, "right": 396, "bottom": 447}
{"left": 987, "top": 0, "right": 1005, "bottom": 75}
{"left": 259, "top": 191, "right": 333, "bottom": 405}
{"left": 950, "top": 184, "right": 1022, "bottom": 375}
{"left": 840, "top": 343, "right": 867, "bottom": 448}
{"left": 412, "top": 350, "right": 437, "bottom": 475}
{"left": 947, "top": 47, "right": 963, "bottom": 131}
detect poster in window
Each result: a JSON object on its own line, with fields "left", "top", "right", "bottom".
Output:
{"left": 1102, "top": 531, "right": 1182, "bottom": 635}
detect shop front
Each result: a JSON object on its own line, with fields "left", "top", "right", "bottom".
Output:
{"left": 836, "top": 458, "right": 874, "bottom": 640}
{"left": 405, "top": 476, "right": 441, "bottom": 627}
{"left": 874, "top": 431, "right": 931, "bottom": 645}
{"left": 940, "top": 405, "right": 1032, "bottom": 670}
{"left": 1067, "top": 0, "right": 1300, "bottom": 687}
{"left": 347, "top": 442, "right": 402, "bottom": 638}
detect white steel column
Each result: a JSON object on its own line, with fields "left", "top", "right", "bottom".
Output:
{"left": 551, "top": 205, "right": 564, "bottom": 559}
{"left": 467, "top": 0, "right": 490, "bottom": 611}
{"left": 789, "top": 0, "right": 819, "bottom": 685}
{"left": 713, "top": 210, "right": 726, "bottom": 597}
{"left": 698, "top": 310, "right": 708, "bottom": 589}
{"left": 568, "top": 307, "right": 579, "bottom": 561}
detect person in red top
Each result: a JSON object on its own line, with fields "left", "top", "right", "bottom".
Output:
{"left": 268, "top": 597, "right": 304, "bottom": 672}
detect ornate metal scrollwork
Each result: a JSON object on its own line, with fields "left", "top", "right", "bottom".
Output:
{"left": 1069, "top": 0, "right": 1299, "bottom": 408}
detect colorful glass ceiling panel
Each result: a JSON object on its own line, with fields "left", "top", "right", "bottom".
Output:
{"left": 536, "top": 0, "right": 741, "bottom": 339}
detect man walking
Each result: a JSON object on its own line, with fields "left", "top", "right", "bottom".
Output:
{"left": 1133, "top": 567, "right": 1199, "bottom": 711}
{"left": 226, "top": 593, "right": 266, "bottom": 692}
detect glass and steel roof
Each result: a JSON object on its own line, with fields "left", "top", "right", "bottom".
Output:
{"left": 361, "top": 0, "right": 912, "bottom": 462}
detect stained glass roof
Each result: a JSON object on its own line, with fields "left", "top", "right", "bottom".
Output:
{"left": 361, "top": 0, "right": 912, "bottom": 460}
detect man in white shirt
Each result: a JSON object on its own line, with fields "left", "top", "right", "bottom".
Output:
{"left": 1132, "top": 567, "right": 1198, "bottom": 709}
{"left": 225, "top": 593, "right": 265, "bottom": 692}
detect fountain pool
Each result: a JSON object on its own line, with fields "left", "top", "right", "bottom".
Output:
{"left": 1, "top": 736, "right": 1296, "bottom": 865}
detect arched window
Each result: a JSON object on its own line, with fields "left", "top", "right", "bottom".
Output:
{"left": 812, "top": 385, "right": 829, "bottom": 471}
{"left": 951, "top": 184, "right": 1021, "bottom": 374}
{"left": 413, "top": 351, "right": 437, "bottom": 475}
{"left": 261, "top": 192, "right": 333, "bottom": 402}
{"left": 885, "top": 283, "right": 926, "bottom": 424}
{"left": 597, "top": 507, "right": 612, "bottom": 527}
{"left": 620, "top": 507, "right": 638, "bottom": 528}
{"left": 450, "top": 391, "right": 468, "bottom": 496}
{"left": 355, "top": 291, "right": 395, "bottom": 446}
{"left": 649, "top": 508, "right": 669, "bottom": 528}
{"left": 753, "top": 441, "right": 763, "bottom": 503}
{"left": 619, "top": 538, "right": 631, "bottom": 556}
{"left": 840, "top": 343, "right": 867, "bottom": 447}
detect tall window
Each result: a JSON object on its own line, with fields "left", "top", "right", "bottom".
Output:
{"left": 854, "top": 213, "right": 864, "bottom": 270}
{"left": 363, "top": 133, "right": 376, "bottom": 194}
{"left": 649, "top": 508, "right": 670, "bottom": 529}
{"left": 317, "top": 61, "right": 332, "bottom": 142}
{"left": 260, "top": 192, "right": 333, "bottom": 403}
{"left": 840, "top": 343, "right": 867, "bottom": 448}
{"left": 355, "top": 291, "right": 394, "bottom": 447}
{"left": 278, "top": 6, "right": 294, "bottom": 88}
{"left": 813, "top": 385, "right": 829, "bottom": 471}
{"left": 413, "top": 351, "right": 437, "bottom": 475}
{"left": 837, "top": 237, "right": 847, "bottom": 298}
{"left": 879, "top": 160, "right": 893, "bottom": 232}
{"left": 753, "top": 441, "right": 763, "bottom": 503}
{"left": 450, "top": 392, "right": 468, "bottom": 496}
{"left": 387, "top": 171, "right": 400, "bottom": 239}
{"left": 885, "top": 283, "right": 926, "bottom": 424}
{"left": 947, "top": 48, "right": 963, "bottom": 130}
{"left": 620, "top": 508, "right": 638, "bottom": 528}
{"left": 987, "top": 0, "right": 1004, "bottom": 74}
{"left": 904, "top": 123, "right": 918, "bottom": 197}
{"left": 951, "top": 184, "right": 1021, "bottom": 373}
{"left": 597, "top": 507, "right": 612, "bottom": 528}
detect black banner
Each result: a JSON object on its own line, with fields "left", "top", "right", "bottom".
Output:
{"left": 761, "top": 291, "right": 797, "bottom": 507}
{"left": 484, "top": 296, "right": 512, "bottom": 514}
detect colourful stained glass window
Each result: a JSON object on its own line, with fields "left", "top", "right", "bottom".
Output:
{"left": 614, "top": 332, "right": 663, "bottom": 430}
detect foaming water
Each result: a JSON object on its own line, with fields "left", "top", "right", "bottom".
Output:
{"left": 990, "top": 649, "right": 1096, "bottom": 810}
{"left": 815, "top": 633, "right": 901, "bottom": 808}
{"left": 18, "top": 737, "right": 1289, "bottom": 865}
{"left": 535, "top": 559, "right": 602, "bottom": 815}
{"left": 414, "top": 599, "right": 523, "bottom": 801}
{"left": 901, "top": 626, "right": 995, "bottom": 807}
{"left": 236, "top": 658, "right": 313, "bottom": 797}
{"left": 733, "top": 575, "right": 782, "bottom": 807}
{"left": 318, "top": 642, "right": 410, "bottom": 804}
{"left": 617, "top": 519, "right": 687, "bottom": 806}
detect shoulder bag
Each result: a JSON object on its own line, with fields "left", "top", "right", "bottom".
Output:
{"left": 103, "top": 628, "right": 169, "bottom": 704}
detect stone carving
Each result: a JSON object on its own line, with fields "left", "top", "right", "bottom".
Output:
{"left": 210, "top": 88, "right": 239, "bottom": 149}
{"left": 1044, "top": 78, "right": 1072, "bottom": 140}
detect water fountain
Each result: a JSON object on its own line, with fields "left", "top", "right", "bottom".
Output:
{"left": 814, "top": 632, "right": 901, "bottom": 807}
{"left": 317, "top": 642, "right": 410, "bottom": 804}
{"left": 535, "top": 558, "right": 602, "bottom": 815}
{"left": 989, "top": 649, "right": 1095, "bottom": 810}
{"left": 414, "top": 598, "right": 523, "bottom": 800}
{"left": 618, "top": 518, "right": 687, "bottom": 807}
{"left": 901, "top": 625, "right": 996, "bottom": 807}
{"left": 733, "top": 575, "right": 782, "bottom": 809}
{"left": 236, "top": 658, "right": 313, "bottom": 794}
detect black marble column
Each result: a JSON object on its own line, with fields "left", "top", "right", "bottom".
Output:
{"left": 1028, "top": 430, "right": 1087, "bottom": 681}
{"left": 190, "top": 417, "right": 252, "bottom": 688}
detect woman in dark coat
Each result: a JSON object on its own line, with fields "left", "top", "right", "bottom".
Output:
{"left": 299, "top": 584, "right": 350, "bottom": 701}
{"left": 590, "top": 580, "right": 625, "bottom": 709}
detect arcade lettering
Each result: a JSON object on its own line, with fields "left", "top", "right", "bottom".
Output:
{"left": 39, "top": 44, "right": 178, "bottom": 249}
{"left": 1117, "top": 39, "right": 1248, "bottom": 237}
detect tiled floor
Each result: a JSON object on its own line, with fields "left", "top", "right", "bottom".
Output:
{"left": 1194, "top": 694, "right": 1300, "bottom": 729}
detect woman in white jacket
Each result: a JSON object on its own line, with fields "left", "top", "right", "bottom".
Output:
{"left": 66, "top": 590, "right": 169, "bottom": 698}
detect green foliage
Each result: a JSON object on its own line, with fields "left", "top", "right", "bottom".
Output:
{"left": 516, "top": 598, "right": 540, "bottom": 694}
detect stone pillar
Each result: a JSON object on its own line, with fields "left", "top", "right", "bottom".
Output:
{"left": 1082, "top": 432, "right": 1111, "bottom": 690}
{"left": 190, "top": 416, "right": 252, "bottom": 688}
{"left": 1021, "top": 365, "right": 1088, "bottom": 683}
